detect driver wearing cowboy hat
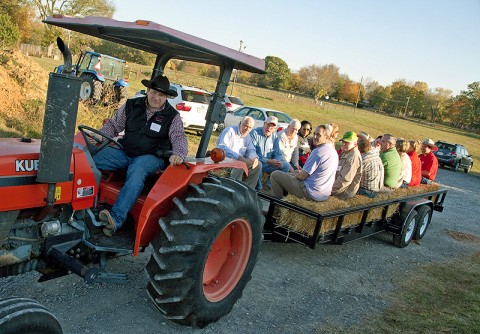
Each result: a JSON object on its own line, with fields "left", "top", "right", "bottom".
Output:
{"left": 419, "top": 138, "right": 439, "bottom": 184}
{"left": 92, "top": 75, "right": 188, "bottom": 236}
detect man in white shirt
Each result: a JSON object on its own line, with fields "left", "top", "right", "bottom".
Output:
{"left": 216, "top": 116, "right": 262, "bottom": 188}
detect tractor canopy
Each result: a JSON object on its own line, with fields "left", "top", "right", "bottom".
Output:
{"left": 43, "top": 15, "right": 266, "bottom": 74}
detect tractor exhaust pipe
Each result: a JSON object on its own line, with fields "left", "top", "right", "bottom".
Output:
{"left": 35, "top": 37, "right": 82, "bottom": 218}
{"left": 56, "top": 37, "right": 74, "bottom": 74}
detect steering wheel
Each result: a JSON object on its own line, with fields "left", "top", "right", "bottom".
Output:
{"left": 78, "top": 124, "right": 123, "bottom": 155}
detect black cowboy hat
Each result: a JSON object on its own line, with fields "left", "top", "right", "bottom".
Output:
{"left": 141, "top": 75, "right": 178, "bottom": 97}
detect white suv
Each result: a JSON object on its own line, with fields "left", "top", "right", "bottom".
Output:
{"left": 224, "top": 95, "right": 244, "bottom": 112}
{"left": 135, "top": 84, "right": 217, "bottom": 132}
{"left": 168, "top": 84, "right": 217, "bottom": 132}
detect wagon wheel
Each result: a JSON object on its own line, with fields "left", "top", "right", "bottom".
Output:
{"left": 413, "top": 205, "right": 432, "bottom": 240}
{"left": 145, "top": 177, "right": 264, "bottom": 327}
{"left": 0, "top": 297, "right": 63, "bottom": 334}
{"left": 393, "top": 210, "right": 417, "bottom": 248}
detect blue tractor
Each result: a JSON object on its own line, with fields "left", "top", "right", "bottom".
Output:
{"left": 56, "top": 51, "right": 129, "bottom": 104}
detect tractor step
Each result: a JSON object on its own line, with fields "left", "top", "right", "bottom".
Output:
{"left": 84, "top": 226, "right": 134, "bottom": 254}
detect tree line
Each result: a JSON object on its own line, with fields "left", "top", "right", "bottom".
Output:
{"left": 1, "top": 0, "right": 478, "bottom": 132}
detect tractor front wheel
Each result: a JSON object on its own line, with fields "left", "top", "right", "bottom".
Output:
{"left": 145, "top": 177, "right": 264, "bottom": 328}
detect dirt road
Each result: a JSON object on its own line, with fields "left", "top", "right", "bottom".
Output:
{"left": 1, "top": 168, "right": 479, "bottom": 334}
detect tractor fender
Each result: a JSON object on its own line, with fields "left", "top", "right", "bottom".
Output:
{"left": 81, "top": 70, "right": 105, "bottom": 82}
{"left": 398, "top": 198, "right": 433, "bottom": 226}
{"left": 114, "top": 79, "right": 129, "bottom": 87}
{"left": 133, "top": 158, "right": 248, "bottom": 255}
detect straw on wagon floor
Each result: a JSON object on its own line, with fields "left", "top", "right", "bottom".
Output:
{"left": 276, "top": 183, "right": 440, "bottom": 237}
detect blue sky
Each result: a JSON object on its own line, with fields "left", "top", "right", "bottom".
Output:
{"left": 112, "top": 0, "right": 480, "bottom": 95}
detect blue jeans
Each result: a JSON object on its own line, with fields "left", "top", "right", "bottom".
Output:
{"left": 93, "top": 147, "right": 164, "bottom": 228}
{"left": 256, "top": 160, "right": 290, "bottom": 190}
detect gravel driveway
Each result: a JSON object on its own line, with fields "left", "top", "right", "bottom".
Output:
{"left": 1, "top": 168, "right": 479, "bottom": 334}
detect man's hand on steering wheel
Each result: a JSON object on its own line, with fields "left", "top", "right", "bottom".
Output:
{"left": 78, "top": 125, "right": 123, "bottom": 156}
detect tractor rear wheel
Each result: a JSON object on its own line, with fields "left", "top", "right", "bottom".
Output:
{"left": 80, "top": 73, "right": 103, "bottom": 102}
{"left": 115, "top": 85, "right": 127, "bottom": 104}
{"left": 0, "top": 297, "right": 62, "bottom": 334}
{"left": 145, "top": 177, "right": 264, "bottom": 328}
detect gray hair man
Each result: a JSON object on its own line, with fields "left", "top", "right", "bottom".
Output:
{"left": 216, "top": 116, "right": 262, "bottom": 188}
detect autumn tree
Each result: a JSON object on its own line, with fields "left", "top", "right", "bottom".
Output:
{"left": 257, "top": 56, "right": 291, "bottom": 90}
{"left": 27, "top": 0, "right": 115, "bottom": 47}
{"left": 386, "top": 81, "right": 413, "bottom": 115}
{"left": 0, "top": 0, "right": 36, "bottom": 42}
{"left": 297, "top": 64, "right": 340, "bottom": 100}
{"left": 28, "top": 0, "right": 115, "bottom": 21}
{"left": 425, "top": 87, "right": 452, "bottom": 123}
{"left": 0, "top": 14, "right": 20, "bottom": 49}
{"left": 368, "top": 85, "right": 391, "bottom": 111}
{"left": 330, "top": 73, "right": 349, "bottom": 100}
{"left": 338, "top": 80, "right": 360, "bottom": 103}
{"left": 456, "top": 82, "right": 480, "bottom": 131}
{"left": 287, "top": 72, "right": 301, "bottom": 92}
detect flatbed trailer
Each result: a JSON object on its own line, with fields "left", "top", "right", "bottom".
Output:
{"left": 259, "top": 188, "right": 447, "bottom": 249}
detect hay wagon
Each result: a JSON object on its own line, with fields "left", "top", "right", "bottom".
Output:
{"left": 259, "top": 185, "right": 447, "bottom": 249}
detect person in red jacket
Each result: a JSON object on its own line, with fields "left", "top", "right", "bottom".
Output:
{"left": 407, "top": 139, "right": 422, "bottom": 186}
{"left": 419, "top": 138, "right": 438, "bottom": 184}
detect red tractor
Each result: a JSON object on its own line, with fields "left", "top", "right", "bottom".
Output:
{"left": 0, "top": 16, "right": 266, "bottom": 330}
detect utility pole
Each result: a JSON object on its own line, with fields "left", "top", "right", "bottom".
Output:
{"left": 404, "top": 96, "right": 410, "bottom": 117}
{"left": 353, "top": 76, "right": 363, "bottom": 114}
{"left": 230, "top": 40, "right": 246, "bottom": 95}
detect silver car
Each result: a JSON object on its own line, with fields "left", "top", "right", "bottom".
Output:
{"left": 223, "top": 106, "right": 292, "bottom": 131}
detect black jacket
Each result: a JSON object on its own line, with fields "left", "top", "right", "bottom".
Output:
{"left": 119, "top": 96, "right": 178, "bottom": 157}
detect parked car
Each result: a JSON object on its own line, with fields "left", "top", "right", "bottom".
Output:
{"left": 136, "top": 84, "right": 216, "bottom": 132}
{"left": 224, "top": 95, "right": 245, "bottom": 112}
{"left": 223, "top": 106, "right": 292, "bottom": 131}
{"left": 168, "top": 84, "right": 217, "bottom": 132}
{"left": 434, "top": 140, "right": 473, "bottom": 173}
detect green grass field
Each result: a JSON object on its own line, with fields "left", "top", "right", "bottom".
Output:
{"left": 31, "top": 56, "right": 480, "bottom": 174}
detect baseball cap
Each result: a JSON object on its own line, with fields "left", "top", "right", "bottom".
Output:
{"left": 358, "top": 131, "right": 374, "bottom": 142}
{"left": 340, "top": 131, "right": 358, "bottom": 143}
{"left": 265, "top": 116, "right": 278, "bottom": 126}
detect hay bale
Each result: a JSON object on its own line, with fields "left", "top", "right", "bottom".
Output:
{"left": 209, "top": 168, "right": 231, "bottom": 178}
{"left": 277, "top": 183, "right": 440, "bottom": 237}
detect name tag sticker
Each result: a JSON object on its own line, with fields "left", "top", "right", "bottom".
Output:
{"left": 150, "top": 123, "right": 161, "bottom": 132}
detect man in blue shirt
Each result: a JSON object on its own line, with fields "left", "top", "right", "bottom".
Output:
{"left": 250, "top": 116, "right": 290, "bottom": 190}
{"left": 216, "top": 116, "right": 261, "bottom": 189}
{"left": 270, "top": 124, "right": 338, "bottom": 201}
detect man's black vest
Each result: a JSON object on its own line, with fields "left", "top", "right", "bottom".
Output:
{"left": 119, "top": 96, "right": 179, "bottom": 157}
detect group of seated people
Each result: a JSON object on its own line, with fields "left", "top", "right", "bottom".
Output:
{"left": 216, "top": 116, "right": 439, "bottom": 202}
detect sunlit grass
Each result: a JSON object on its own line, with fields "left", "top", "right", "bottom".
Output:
{"left": 321, "top": 252, "right": 480, "bottom": 334}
